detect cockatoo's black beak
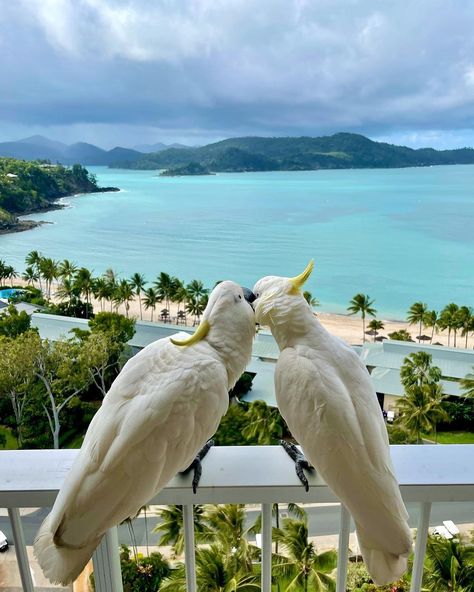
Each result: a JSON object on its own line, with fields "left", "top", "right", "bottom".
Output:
{"left": 242, "top": 287, "right": 256, "bottom": 304}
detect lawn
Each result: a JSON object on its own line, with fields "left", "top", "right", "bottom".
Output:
{"left": 423, "top": 431, "right": 474, "bottom": 444}
{"left": 0, "top": 425, "right": 18, "bottom": 449}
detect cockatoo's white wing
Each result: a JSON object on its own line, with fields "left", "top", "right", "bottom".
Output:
{"left": 275, "top": 342, "right": 411, "bottom": 585}
{"left": 35, "top": 335, "right": 228, "bottom": 584}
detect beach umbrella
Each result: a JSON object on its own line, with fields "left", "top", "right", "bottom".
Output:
{"left": 375, "top": 335, "right": 387, "bottom": 342}
{"left": 365, "top": 329, "right": 378, "bottom": 336}
{"left": 417, "top": 334, "right": 432, "bottom": 341}
{"left": 433, "top": 341, "right": 443, "bottom": 346}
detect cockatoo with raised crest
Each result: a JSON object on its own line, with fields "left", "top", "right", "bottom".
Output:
{"left": 252, "top": 262, "right": 411, "bottom": 585}
{"left": 34, "top": 280, "right": 255, "bottom": 585}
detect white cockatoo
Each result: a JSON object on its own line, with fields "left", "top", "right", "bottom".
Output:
{"left": 252, "top": 262, "right": 412, "bottom": 585}
{"left": 34, "top": 280, "right": 256, "bottom": 585}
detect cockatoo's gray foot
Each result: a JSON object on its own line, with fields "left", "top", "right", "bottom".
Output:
{"left": 280, "top": 440, "right": 314, "bottom": 492}
{"left": 181, "top": 438, "right": 215, "bottom": 493}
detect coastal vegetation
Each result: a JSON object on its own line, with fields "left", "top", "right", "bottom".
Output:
{"left": 159, "top": 162, "right": 213, "bottom": 176}
{"left": 112, "top": 133, "right": 474, "bottom": 172}
{"left": 0, "top": 158, "right": 118, "bottom": 234}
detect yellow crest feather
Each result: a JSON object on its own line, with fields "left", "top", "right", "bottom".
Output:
{"left": 289, "top": 260, "right": 315, "bottom": 293}
{"left": 170, "top": 320, "right": 210, "bottom": 346}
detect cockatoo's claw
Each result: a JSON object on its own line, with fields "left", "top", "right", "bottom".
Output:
{"left": 280, "top": 440, "right": 314, "bottom": 492}
{"left": 181, "top": 439, "right": 215, "bottom": 494}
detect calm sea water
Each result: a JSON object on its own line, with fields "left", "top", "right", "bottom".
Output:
{"left": 1, "top": 165, "right": 473, "bottom": 318}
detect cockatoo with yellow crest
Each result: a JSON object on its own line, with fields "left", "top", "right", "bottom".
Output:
{"left": 252, "top": 262, "right": 412, "bottom": 585}
{"left": 34, "top": 280, "right": 256, "bottom": 585}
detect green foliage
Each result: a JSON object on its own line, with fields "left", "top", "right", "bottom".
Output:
{"left": 460, "top": 366, "right": 474, "bottom": 399}
{"left": 154, "top": 505, "right": 209, "bottom": 557}
{"left": 347, "top": 294, "right": 376, "bottom": 342}
{"left": 388, "top": 329, "right": 414, "bottom": 342}
{"left": 438, "top": 398, "right": 474, "bottom": 431}
{"left": 113, "top": 133, "right": 474, "bottom": 172}
{"left": 0, "top": 304, "right": 31, "bottom": 337}
{"left": 230, "top": 372, "right": 254, "bottom": 398}
{"left": 346, "top": 561, "right": 410, "bottom": 592}
{"left": 423, "top": 535, "right": 474, "bottom": 591}
{"left": 0, "top": 158, "right": 101, "bottom": 229}
{"left": 89, "top": 311, "right": 136, "bottom": 343}
{"left": 386, "top": 424, "right": 418, "bottom": 444}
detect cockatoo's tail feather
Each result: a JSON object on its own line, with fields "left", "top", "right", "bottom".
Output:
{"left": 34, "top": 514, "right": 101, "bottom": 586}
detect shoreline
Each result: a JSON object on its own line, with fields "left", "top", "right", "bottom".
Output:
{"left": 0, "top": 186, "right": 119, "bottom": 236}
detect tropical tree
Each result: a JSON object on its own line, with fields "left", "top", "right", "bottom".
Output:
{"left": 22, "top": 266, "right": 39, "bottom": 287}
{"left": 303, "top": 291, "right": 319, "bottom": 308}
{"left": 424, "top": 310, "right": 439, "bottom": 344}
{"left": 273, "top": 517, "right": 337, "bottom": 592}
{"left": 460, "top": 366, "right": 474, "bottom": 399}
{"left": 130, "top": 273, "right": 146, "bottom": 320}
{"left": 160, "top": 544, "right": 260, "bottom": 592}
{"left": 187, "top": 279, "right": 208, "bottom": 304}
{"left": 172, "top": 279, "right": 188, "bottom": 314}
{"left": 457, "top": 306, "right": 474, "bottom": 349}
{"left": 367, "top": 319, "right": 384, "bottom": 341}
{"left": 439, "top": 303, "right": 460, "bottom": 347}
{"left": 242, "top": 400, "right": 284, "bottom": 444}
{"left": 25, "top": 250, "right": 43, "bottom": 292}
{"left": 396, "top": 382, "right": 448, "bottom": 443}
{"left": 114, "top": 279, "right": 134, "bottom": 318}
{"left": 186, "top": 295, "right": 208, "bottom": 326}
{"left": 55, "top": 278, "right": 81, "bottom": 309}
{"left": 39, "top": 256, "right": 59, "bottom": 299}
{"left": 154, "top": 505, "right": 209, "bottom": 557}
{"left": 347, "top": 293, "right": 377, "bottom": 342}
{"left": 423, "top": 535, "right": 474, "bottom": 592}
{"left": 4, "top": 265, "right": 17, "bottom": 287}
{"left": 400, "top": 352, "right": 442, "bottom": 390}
{"left": 143, "top": 287, "right": 158, "bottom": 321}
{"left": 0, "top": 331, "right": 40, "bottom": 445}
{"left": 58, "top": 259, "right": 78, "bottom": 281}
{"left": 155, "top": 272, "right": 175, "bottom": 310}
{"left": 407, "top": 301, "right": 428, "bottom": 342}
{"left": 388, "top": 329, "right": 413, "bottom": 342}
{"left": 74, "top": 267, "right": 94, "bottom": 317}
{"left": 93, "top": 277, "right": 112, "bottom": 312}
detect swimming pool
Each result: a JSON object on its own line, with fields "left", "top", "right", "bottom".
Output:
{"left": 0, "top": 288, "right": 22, "bottom": 299}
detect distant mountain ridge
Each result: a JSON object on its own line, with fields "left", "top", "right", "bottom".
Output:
{"left": 0, "top": 135, "right": 193, "bottom": 166}
{"left": 112, "top": 133, "right": 474, "bottom": 172}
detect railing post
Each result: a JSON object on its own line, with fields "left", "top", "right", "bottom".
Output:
{"left": 7, "top": 508, "right": 34, "bottom": 592}
{"left": 261, "top": 503, "right": 272, "bottom": 592}
{"left": 410, "top": 502, "right": 432, "bottom": 592}
{"left": 92, "top": 527, "right": 123, "bottom": 592}
{"left": 183, "top": 504, "right": 197, "bottom": 592}
{"left": 336, "top": 504, "right": 351, "bottom": 592}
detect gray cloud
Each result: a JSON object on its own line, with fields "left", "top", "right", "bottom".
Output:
{"left": 1, "top": 0, "right": 474, "bottom": 147}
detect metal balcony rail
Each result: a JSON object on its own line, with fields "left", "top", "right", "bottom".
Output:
{"left": 1, "top": 444, "right": 473, "bottom": 592}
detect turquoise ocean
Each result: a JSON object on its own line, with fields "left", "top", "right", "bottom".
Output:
{"left": 1, "top": 165, "right": 473, "bottom": 318}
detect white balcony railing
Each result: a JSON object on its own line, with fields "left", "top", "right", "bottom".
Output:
{"left": 1, "top": 445, "right": 473, "bottom": 592}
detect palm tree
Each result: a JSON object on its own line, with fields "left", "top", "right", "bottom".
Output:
{"left": 130, "top": 273, "right": 146, "bottom": 320}
{"left": 143, "top": 287, "right": 158, "bottom": 321}
{"left": 273, "top": 517, "right": 337, "bottom": 592}
{"left": 103, "top": 269, "right": 118, "bottom": 312}
{"left": 186, "top": 295, "right": 208, "bottom": 326}
{"left": 155, "top": 272, "right": 175, "bottom": 311}
{"left": 160, "top": 544, "right": 260, "bottom": 592}
{"left": 0, "top": 260, "right": 7, "bottom": 285}
{"left": 154, "top": 505, "right": 209, "bottom": 557}
{"left": 115, "top": 279, "right": 134, "bottom": 318}
{"left": 93, "top": 277, "right": 110, "bottom": 312}
{"left": 396, "top": 383, "right": 448, "bottom": 443}
{"left": 204, "top": 505, "right": 260, "bottom": 574}
{"left": 303, "top": 291, "right": 320, "bottom": 308}
{"left": 25, "top": 250, "right": 43, "bottom": 292}
{"left": 186, "top": 279, "right": 208, "bottom": 303}
{"left": 367, "top": 319, "right": 384, "bottom": 341}
{"left": 171, "top": 279, "right": 187, "bottom": 314}
{"left": 39, "top": 257, "right": 59, "bottom": 299}
{"left": 407, "top": 301, "right": 428, "bottom": 342}
{"left": 439, "top": 303, "right": 460, "bottom": 347}
{"left": 58, "top": 259, "right": 78, "bottom": 281}
{"left": 423, "top": 535, "right": 474, "bottom": 591}
{"left": 242, "top": 400, "right": 284, "bottom": 444}
{"left": 457, "top": 306, "right": 474, "bottom": 349}
{"left": 22, "top": 266, "right": 39, "bottom": 287}
{"left": 424, "top": 310, "right": 439, "bottom": 344}
{"left": 4, "top": 265, "right": 17, "bottom": 287}
{"left": 460, "top": 366, "right": 474, "bottom": 398}
{"left": 74, "top": 267, "right": 94, "bottom": 317}
{"left": 400, "top": 351, "right": 442, "bottom": 390}
{"left": 347, "top": 293, "right": 376, "bottom": 342}
{"left": 56, "top": 278, "right": 80, "bottom": 307}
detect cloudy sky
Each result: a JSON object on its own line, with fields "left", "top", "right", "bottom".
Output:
{"left": 2, "top": 0, "right": 474, "bottom": 149}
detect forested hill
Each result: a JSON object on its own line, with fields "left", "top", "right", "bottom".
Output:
{"left": 0, "top": 158, "right": 117, "bottom": 233}
{"left": 112, "top": 133, "right": 474, "bottom": 172}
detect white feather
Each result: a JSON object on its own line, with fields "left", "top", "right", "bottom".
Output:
{"left": 253, "top": 275, "right": 412, "bottom": 586}
{"left": 34, "top": 281, "right": 255, "bottom": 585}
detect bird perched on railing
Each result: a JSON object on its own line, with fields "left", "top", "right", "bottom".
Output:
{"left": 252, "top": 262, "right": 412, "bottom": 585}
{"left": 34, "top": 280, "right": 256, "bottom": 585}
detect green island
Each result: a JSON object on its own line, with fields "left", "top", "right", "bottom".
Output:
{"left": 159, "top": 161, "right": 214, "bottom": 176}
{"left": 112, "top": 132, "right": 474, "bottom": 172}
{"left": 0, "top": 158, "right": 119, "bottom": 234}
